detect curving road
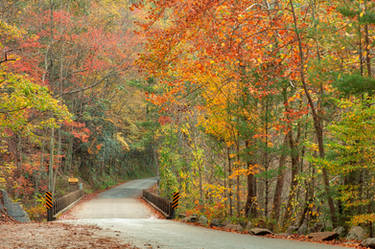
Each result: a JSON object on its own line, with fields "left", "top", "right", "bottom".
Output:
{"left": 62, "top": 178, "right": 347, "bottom": 249}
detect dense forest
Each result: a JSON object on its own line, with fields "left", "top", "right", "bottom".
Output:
{"left": 1, "top": 0, "right": 375, "bottom": 235}
{"left": 0, "top": 0, "right": 156, "bottom": 219}
{"left": 137, "top": 0, "right": 375, "bottom": 234}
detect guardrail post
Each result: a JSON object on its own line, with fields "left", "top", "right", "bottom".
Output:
{"left": 45, "top": 192, "right": 54, "bottom": 222}
{"left": 169, "top": 204, "right": 175, "bottom": 219}
{"left": 47, "top": 207, "right": 53, "bottom": 221}
{"left": 170, "top": 192, "right": 180, "bottom": 219}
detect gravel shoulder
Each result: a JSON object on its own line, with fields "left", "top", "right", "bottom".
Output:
{"left": 0, "top": 222, "right": 137, "bottom": 249}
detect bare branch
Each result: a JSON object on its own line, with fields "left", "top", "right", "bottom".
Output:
{"left": 60, "top": 72, "right": 116, "bottom": 96}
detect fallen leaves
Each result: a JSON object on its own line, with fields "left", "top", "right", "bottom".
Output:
{"left": 0, "top": 223, "right": 138, "bottom": 249}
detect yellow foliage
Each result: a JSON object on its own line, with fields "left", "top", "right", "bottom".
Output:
{"left": 351, "top": 213, "right": 375, "bottom": 226}
{"left": 229, "top": 166, "right": 260, "bottom": 179}
{"left": 0, "top": 161, "right": 15, "bottom": 188}
{"left": 25, "top": 203, "right": 46, "bottom": 222}
{"left": 0, "top": 20, "right": 23, "bottom": 47}
{"left": 116, "top": 132, "right": 130, "bottom": 151}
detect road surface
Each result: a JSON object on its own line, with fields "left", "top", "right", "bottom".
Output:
{"left": 62, "top": 178, "right": 347, "bottom": 249}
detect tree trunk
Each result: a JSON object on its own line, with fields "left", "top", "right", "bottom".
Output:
{"left": 49, "top": 127, "right": 54, "bottom": 193}
{"left": 363, "top": 0, "right": 371, "bottom": 77}
{"left": 224, "top": 144, "right": 228, "bottom": 215}
{"left": 359, "top": 25, "right": 364, "bottom": 76}
{"left": 297, "top": 119, "right": 311, "bottom": 227}
{"left": 272, "top": 135, "right": 287, "bottom": 222}
{"left": 57, "top": 128, "right": 62, "bottom": 171}
{"left": 282, "top": 87, "right": 300, "bottom": 225}
{"left": 52, "top": 163, "right": 58, "bottom": 195}
{"left": 36, "top": 141, "right": 44, "bottom": 193}
{"left": 264, "top": 98, "right": 270, "bottom": 218}
{"left": 236, "top": 139, "right": 241, "bottom": 217}
{"left": 199, "top": 164, "right": 203, "bottom": 203}
{"left": 364, "top": 23, "right": 372, "bottom": 77}
{"left": 289, "top": 0, "right": 337, "bottom": 226}
{"left": 16, "top": 134, "right": 22, "bottom": 171}
{"left": 227, "top": 146, "right": 233, "bottom": 216}
{"left": 245, "top": 140, "right": 257, "bottom": 217}
{"left": 283, "top": 128, "right": 300, "bottom": 225}
{"left": 298, "top": 183, "right": 310, "bottom": 228}
{"left": 65, "top": 136, "right": 73, "bottom": 172}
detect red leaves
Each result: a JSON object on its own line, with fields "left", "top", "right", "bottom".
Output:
{"left": 96, "top": 144, "right": 102, "bottom": 151}
{"left": 63, "top": 120, "right": 86, "bottom": 128}
{"left": 71, "top": 129, "right": 90, "bottom": 143}
{"left": 64, "top": 121, "right": 90, "bottom": 143}
{"left": 15, "top": 175, "right": 34, "bottom": 197}
{"left": 158, "top": 116, "right": 172, "bottom": 125}
{"left": 23, "top": 163, "right": 35, "bottom": 175}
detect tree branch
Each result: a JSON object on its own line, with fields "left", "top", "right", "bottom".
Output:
{"left": 0, "top": 105, "right": 29, "bottom": 114}
{"left": 61, "top": 72, "right": 116, "bottom": 96}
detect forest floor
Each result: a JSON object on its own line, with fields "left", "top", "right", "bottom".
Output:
{"left": 0, "top": 221, "right": 138, "bottom": 249}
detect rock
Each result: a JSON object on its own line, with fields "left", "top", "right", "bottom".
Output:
{"left": 307, "top": 231, "right": 339, "bottom": 241}
{"left": 361, "top": 238, "right": 375, "bottom": 248}
{"left": 187, "top": 215, "right": 198, "bottom": 223}
{"left": 287, "top": 225, "right": 298, "bottom": 234}
{"left": 224, "top": 223, "right": 242, "bottom": 231}
{"left": 346, "top": 226, "right": 367, "bottom": 241}
{"left": 312, "top": 223, "right": 323, "bottom": 232}
{"left": 245, "top": 221, "right": 253, "bottom": 230}
{"left": 250, "top": 228, "right": 273, "bottom": 236}
{"left": 297, "top": 222, "right": 308, "bottom": 235}
{"left": 239, "top": 220, "right": 248, "bottom": 228}
{"left": 182, "top": 217, "right": 190, "bottom": 222}
{"left": 333, "top": 226, "right": 345, "bottom": 237}
{"left": 178, "top": 214, "right": 186, "bottom": 219}
{"left": 0, "top": 189, "right": 30, "bottom": 222}
{"left": 210, "top": 218, "right": 224, "bottom": 227}
{"left": 182, "top": 214, "right": 198, "bottom": 223}
{"left": 199, "top": 215, "right": 208, "bottom": 226}
{"left": 222, "top": 219, "right": 231, "bottom": 226}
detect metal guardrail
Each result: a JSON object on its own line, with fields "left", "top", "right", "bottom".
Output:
{"left": 142, "top": 190, "right": 174, "bottom": 219}
{"left": 47, "top": 189, "right": 84, "bottom": 221}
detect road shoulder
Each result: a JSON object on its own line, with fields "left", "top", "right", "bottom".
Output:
{"left": 0, "top": 222, "right": 137, "bottom": 249}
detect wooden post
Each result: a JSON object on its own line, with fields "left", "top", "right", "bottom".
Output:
{"left": 169, "top": 204, "right": 175, "bottom": 219}
{"left": 47, "top": 207, "right": 53, "bottom": 221}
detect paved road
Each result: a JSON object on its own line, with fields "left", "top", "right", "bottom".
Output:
{"left": 62, "top": 178, "right": 347, "bottom": 249}
{"left": 71, "top": 178, "right": 156, "bottom": 219}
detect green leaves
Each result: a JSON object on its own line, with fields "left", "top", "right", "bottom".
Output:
{"left": 337, "top": 5, "right": 375, "bottom": 24}
{"left": 334, "top": 74, "right": 375, "bottom": 96}
{"left": 326, "top": 97, "right": 375, "bottom": 224}
{"left": 0, "top": 71, "right": 71, "bottom": 133}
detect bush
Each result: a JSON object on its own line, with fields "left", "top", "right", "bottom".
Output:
{"left": 26, "top": 204, "right": 45, "bottom": 222}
